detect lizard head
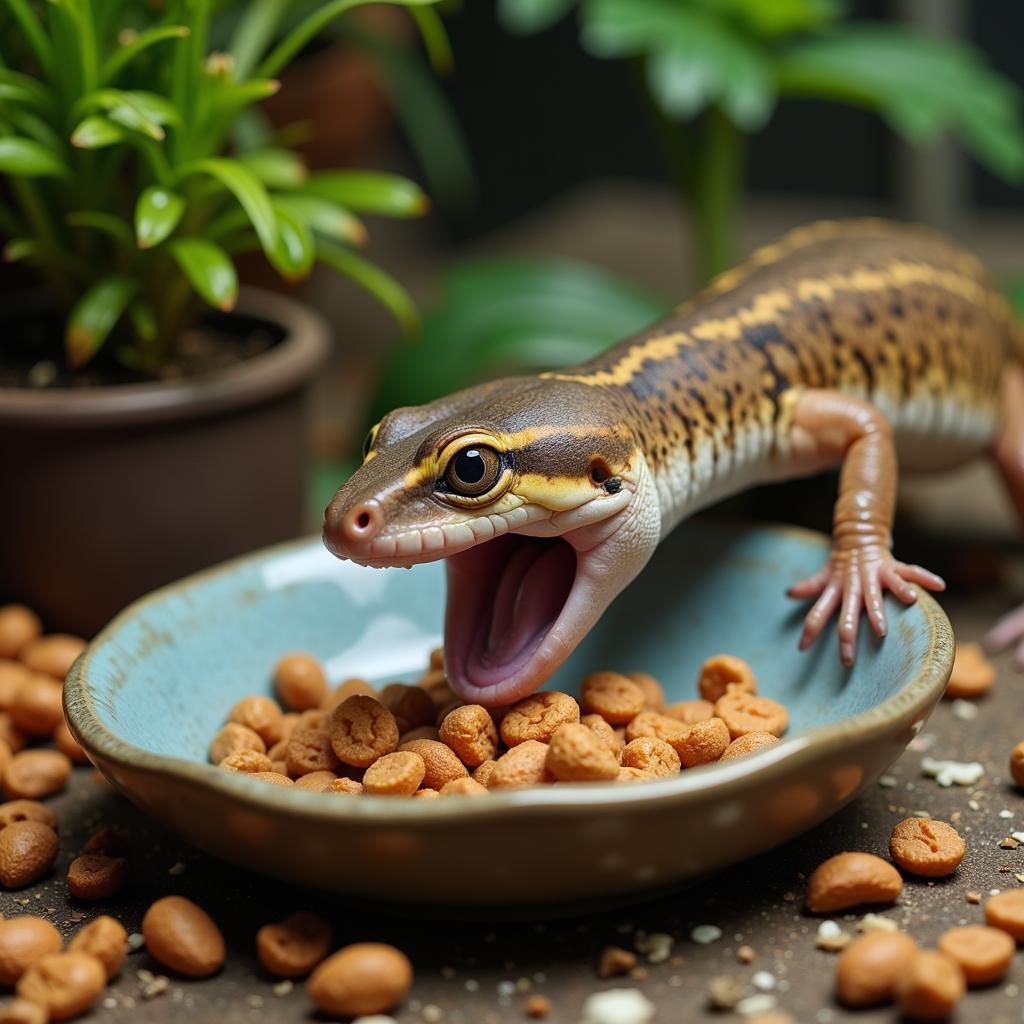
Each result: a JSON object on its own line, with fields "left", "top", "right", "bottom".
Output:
{"left": 323, "top": 376, "right": 662, "bottom": 706}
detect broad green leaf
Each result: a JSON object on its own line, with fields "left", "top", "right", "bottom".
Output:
{"left": 102, "top": 26, "right": 191, "bottom": 83}
{"left": 268, "top": 202, "right": 314, "bottom": 281}
{"left": 298, "top": 172, "right": 429, "bottom": 218}
{"left": 177, "top": 158, "right": 278, "bottom": 256}
{"left": 66, "top": 276, "right": 139, "bottom": 368}
{"left": 0, "top": 69, "right": 54, "bottom": 111}
{"left": 71, "top": 116, "right": 125, "bottom": 149}
{"left": 274, "top": 196, "right": 367, "bottom": 245}
{"left": 170, "top": 238, "right": 238, "bottom": 311}
{"left": 3, "top": 238, "right": 38, "bottom": 263}
{"left": 135, "top": 187, "right": 186, "bottom": 249}
{"left": 75, "top": 89, "right": 180, "bottom": 141}
{"left": 0, "top": 137, "right": 67, "bottom": 178}
{"left": 236, "top": 149, "right": 308, "bottom": 189}
{"left": 317, "top": 240, "right": 419, "bottom": 335}
{"left": 498, "top": 0, "right": 578, "bottom": 34}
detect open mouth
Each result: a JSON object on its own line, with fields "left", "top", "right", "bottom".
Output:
{"left": 444, "top": 535, "right": 580, "bottom": 705}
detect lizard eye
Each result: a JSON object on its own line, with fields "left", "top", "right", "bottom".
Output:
{"left": 361, "top": 425, "right": 379, "bottom": 461}
{"left": 445, "top": 445, "right": 501, "bottom": 497}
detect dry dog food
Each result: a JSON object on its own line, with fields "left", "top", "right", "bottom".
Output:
{"left": 834, "top": 931, "right": 918, "bottom": 1007}
{"left": 67, "top": 916, "right": 127, "bottom": 981}
{"left": 256, "top": 911, "right": 332, "bottom": 979}
{"left": 3, "top": 749, "right": 72, "bottom": 800}
{"left": 889, "top": 818, "right": 965, "bottom": 878}
{"left": 984, "top": 890, "right": 1024, "bottom": 941}
{"left": 0, "top": 801, "right": 57, "bottom": 831}
{"left": 208, "top": 650, "right": 789, "bottom": 797}
{"left": 0, "top": 820, "right": 58, "bottom": 889}
{"left": 1010, "top": 741, "right": 1024, "bottom": 789}
{"left": 0, "top": 606, "right": 42, "bottom": 660}
{"left": 0, "top": 917, "right": 62, "bottom": 985}
{"left": 937, "top": 925, "right": 1014, "bottom": 986}
{"left": 894, "top": 950, "right": 965, "bottom": 1021}
{"left": 15, "top": 952, "right": 106, "bottom": 1021}
{"left": 307, "top": 942, "right": 412, "bottom": 1016}
{"left": 141, "top": 896, "right": 225, "bottom": 978}
{"left": 67, "top": 852, "right": 128, "bottom": 901}
{"left": 945, "top": 641, "right": 995, "bottom": 699}
{"left": 806, "top": 852, "right": 903, "bottom": 912}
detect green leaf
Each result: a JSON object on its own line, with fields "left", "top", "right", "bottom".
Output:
{"left": 498, "top": 0, "right": 578, "bottom": 34}
{"left": 409, "top": 6, "right": 454, "bottom": 75}
{"left": 70, "top": 116, "right": 125, "bottom": 149}
{"left": 177, "top": 157, "right": 278, "bottom": 256}
{"left": 0, "top": 137, "right": 68, "bottom": 178}
{"left": 66, "top": 276, "right": 139, "bottom": 368}
{"left": 317, "top": 240, "right": 419, "bottom": 334}
{"left": 3, "top": 238, "right": 38, "bottom": 263}
{"left": 101, "top": 26, "right": 191, "bottom": 83}
{"left": 0, "top": 69, "right": 54, "bottom": 111}
{"left": 169, "top": 238, "right": 239, "bottom": 311}
{"left": 695, "top": 0, "right": 842, "bottom": 39}
{"left": 268, "top": 202, "right": 314, "bottom": 281}
{"left": 135, "top": 187, "right": 186, "bottom": 249}
{"left": 298, "top": 171, "right": 429, "bottom": 218}
{"left": 229, "top": 0, "right": 291, "bottom": 80}
{"left": 75, "top": 89, "right": 180, "bottom": 141}
{"left": 274, "top": 196, "right": 367, "bottom": 246}
{"left": 3, "top": 0, "right": 54, "bottom": 75}
{"left": 236, "top": 148, "right": 308, "bottom": 189}
{"left": 207, "top": 79, "right": 282, "bottom": 120}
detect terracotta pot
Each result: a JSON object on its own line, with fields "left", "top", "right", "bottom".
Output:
{"left": 0, "top": 289, "right": 330, "bottom": 636}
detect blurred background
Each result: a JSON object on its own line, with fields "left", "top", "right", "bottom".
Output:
{"left": 293, "top": 0, "right": 1024, "bottom": 543}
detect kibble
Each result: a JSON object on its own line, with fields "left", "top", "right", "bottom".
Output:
{"left": 894, "top": 950, "right": 965, "bottom": 1021}
{"left": 398, "top": 739, "right": 467, "bottom": 790}
{"left": 545, "top": 724, "right": 620, "bottom": 782}
{"left": 67, "top": 853, "right": 128, "bottom": 901}
{"left": 53, "top": 720, "right": 89, "bottom": 765}
{"left": 714, "top": 691, "right": 788, "bottom": 739}
{"left": 219, "top": 750, "right": 274, "bottom": 774}
{"left": 889, "top": 818, "right": 965, "bottom": 878}
{"left": 307, "top": 942, "right": 412, "bottom": 1017}
{"left": 489, "top": 741, "right": 552, "bottom": 789}
{"left": 984, "top": 889, "right": 1024, "bottom": 941}
{"left": 439, "top": 705, "right": 499, "bottom": 766}
{"left": 16, "top": 952, "right": 106, "bottom": 1021}
{"left": 0, "top": 821, "right": 58, "bottom": 889}
{"left": 257, "top": 911, "right": 332, "bottom": 979}
{"left": 0, "top": 917, "right": 62, "bottom": 985}
{"left": 9, "top": 676, "right": 64, "bottom": 737}
{"left": 438, "top": 777, "right": 488, "bottom": 796}
{"left": 620, "top": 738, "right": 680, "bottom": 777}
{"left": 380, "top": 683, "right": 435, "bottom": 734}
{"left": 834, "top": 931, "right": 918, "bottom": 1006}
{"left": 0, "top": 997, "right": 48, "bottom": 1023}
{"left": 293, "top": 770, "right": 338, "bottom": 792}
{"left": 209, "top": 723, "right": 265, "bottom": 764}
{"left": 274, "top": 653, "right": 327, "bottom": 711}
{"left": 720, "top": 732, "right": 780, "bottom": 760}
{"left": 228, "top": 695, "right": 283, "bottom": 745}
{"left": 1009, "top": 741, "right": 1024, "bottom": 790}
{"left": 326, "top": 777, "right": 363, "bottom": 795}
{"left": 675, "top": 716, "right": 730, "bottom": 767}
{"left": 68, "top": 916, "right": 127, "bottom": 980}
{"left": 626, "top": 671, "right": 665, "bottom": 710}
{"left": 19, "top": 635, "right": 85, "bottom": 681}
{"left": 329, "top": 696, "right": 399, "bottom": 768}
{"left": 142, "top": 896, "right": 225, "bottom": 978}
{"left": 500, "top": 692, "right": 580, "bottom": 746}
{"left": 937, "top": 925, "right": 1014, "bottom": 986}
{"left": 285, "top": 728, "right": 340, "bottom": 777}
{"left": 0, "top": 800, "right": 57, "bottom": 831}
{"left": 362, "top": 751, "right": 425, "bottom": 796}
{"left": 665, "top": 699, "right": 715, "bottom": 724}
{"left": 698, "top": 653, "right": 757, "bottom": 702}
{"left": 945, "top": 642, "right": 995, "bottom": 699}
{"left": 0, "top": 607, "right": 42, "bottom": 660}
{"left": 806, "top": 852, "right": 902, "bottom": 912}
{"left": 580, "top": 672, "right": 645, "bottom": 725}
{"left": 3, "top": 749, "right": 71, "bottom": 799}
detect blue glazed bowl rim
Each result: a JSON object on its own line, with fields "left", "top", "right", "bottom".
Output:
{"left": 64, "top": 522, "right": 953, "bottom": 823}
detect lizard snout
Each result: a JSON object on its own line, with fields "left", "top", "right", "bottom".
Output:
{"left": 323, "top": 497, "right": 384, "bottom": 558}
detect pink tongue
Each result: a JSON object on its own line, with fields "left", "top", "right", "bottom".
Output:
{"left": 484, "top": 542, "right": 574, "bottom": 666}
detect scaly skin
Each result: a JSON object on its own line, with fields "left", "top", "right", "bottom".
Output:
{"left": 324, "top": 219, "right": 1021, "bottom": 704}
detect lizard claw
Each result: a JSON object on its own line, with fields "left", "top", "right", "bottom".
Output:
{"left": 788, "top": 549, "right": 945, "bottom": 667}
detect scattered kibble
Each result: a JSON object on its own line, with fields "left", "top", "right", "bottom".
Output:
{"left": 894, "top": 950, "right": 965, "bottom": 1021}
{"left": 945, "top": 642, "right": 995, "bottom": 699}
{"left": 834, "top": 931, "right": 918, "bottom": 1007}
{"left": 597, "top": 946, "right": 637, "bottom": 978}
{"left": 889, "top": 818, "right": 965, "bottom": 878}
{"left": 706, "top": 974, "right": 744, "bottom": 1009}
{"left": 307, "top": 943, "right": 412, "bottom": 1017}
{"left": 806, "top": 853, "right": 902, "bottom": 912}
{"left": 937, "top": 925, "right": 1014, "bottom": 986}
{"left": 141, "top": 896, "right": 225, "bottom": 978}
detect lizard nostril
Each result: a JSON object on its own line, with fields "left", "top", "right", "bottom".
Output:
{"left": 340, "top": 502, "right": 383, "bottom": 544}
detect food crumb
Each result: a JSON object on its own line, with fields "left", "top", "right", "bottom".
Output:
{"left": 634, "top": 930, "right": 674, "bottom": 964}
{"left": 271, "top": 980, "right": 293, "bottom": 997}
{"left": 967, "top": 892, "right": 982, "bottom": 904}
{"left": 950, "top": 699, "right": 978, "bottom": 721}
{"left": 422, "top": 1005, "right": 442, "bottom": 1022}
{"left": 858, "top": 914, "right": 898, "bottom": 934}
{"left": 736, "top": 994, "right": 778, "bottom": 1015}
{"left": 999, "top": 809, "right": 1015, "bottom": 819}
{"left": 878, "top": 775, "right": 898, "bottom": 788}
{"left": 737, "top": 945, "right": 756, "bottom": 963}
{"left": 706, "top": 974, "right": 744, "bottom": 1010}
{"left": 127, "top": 932, "right": 145, "bottom": 952}
{"left": 580, "top": 989, "right": 655, "bottom": 1024}
{"left": 525, "top": 994, "right": 551, "bottom": 1018}
{"left": 167, "top": 862, "right": 186, "bottom": 876}
{"left": 921, "top": 757, "right": 985, "bottom": 787}
{"left": 814, "top": 921, "right": 850, "bottom": 952}
{"left": 598, "top": 946, "right": 638, "bottom": 978}
{"left": 691, "top": 924, "right": 723, "bottom": 945}
{"left": 752, "top": 971, "right": 776, "bottom": 991}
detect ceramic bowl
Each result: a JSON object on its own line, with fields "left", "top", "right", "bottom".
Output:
{"left": 65, "top": 522, "right": 952, "bottom": 907}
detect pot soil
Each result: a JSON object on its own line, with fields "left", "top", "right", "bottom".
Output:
{"left": 0, "top": 288, "right": 330, "bottom": 636}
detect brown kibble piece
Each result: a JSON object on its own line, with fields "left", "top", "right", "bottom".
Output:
{"left": 617, "top": 766, "right": 650, "bottom": 782}
{"left": 399, "top": 739, "right": 467, "bottom": 790}
{"left": 938, "top": 925, "right": 1014, "bottom": 986}
{"left": 68, "top": 916, "right": 127, "bottom": 981}
{"left": 665, "top": 699, "right": 715, "bottom": 724}
{"left": 0, "top": 607, "right": 42, "bottom": 661}
{"left": 984, "top": 890, "right": 1024, "bottom": 941}
{"left": 439, "top": 705, "right": 499, "bottom": 766}
{"left": 489, "top": 741, "right": 551, "bottom": 789}
{"left": 945, "top": 641, "right": 996, "bottom": 699}
{"left": 0, "top": 713, "right": 27, "bottom": 754}
{"left": 399, "top": 725, "right": 440, "bottom": 745}
{"left": 525, "top": 993, "right": 552, "bottom": 1018}
{"left": 598, "top": 946, "right": 638, "bottom": 978}
{"left": 142, "top": 896, "right": 225, "bottom": 977}
{"left": 806, "top": 852, "right": 902, "bottom": 912}
{"left": 209, "top": 723, "right": 265, "bottom": 764}
{"left": 252, "top": 772, "right": 294, "bottom": 786}
{"left": 500, "top": 691, "right": 579, "bottom": 747}
{"left": 325, "top": 777, "right": 363, "bottom": 795}
{"left": 329, "top": 695, "right": 399, "bottom": 768}
{"left": 53, "top": 720, "right": 89, "bottom": 765}
{"left": 834, "top": 931, "right": 919, "bottom": 1006}
{"left": 3, "top": 749, "right": 71, "bottom": 800}
{"left": 624, "top": 710, "right": 689, "bottom": 746}
{"left": 0, "top": 801, "right": 57, "bottom": 831}
{"left": 293, "top": 770, "right": 338, "bottom": 792}
{"left": 889, "top": 818, "right": 965, "bottom": 878}
{"left": 9, "top": 676, "right": 64, "bottom": 737}
{"left": 412, "top": 788, "right": 438, "bottom": 799}
{"left": 0, "top": 821, "right": 58, "bottom": 888}
{"left": 698, "top": 653, "right": 757, "bottom": 702}
{"left": 675, "top": 716, "right": 730, "bottom": 767}
{"left": 67, "top": 854, "right": 128, "bottom": 900}
{"left": 0, "top": 997, "right": 47, "bottom": 1023}
{"left": 286, "top": 728, "right": 340, "bottom": 777}
{"left": 322, "top": 677, "right": 376, "bottom": 710}
{"left": 19, "top": 635, "right": 85, "bottom": 681}
{"left": 0, "top": 661, "right": 30, "bottom": 709}
{"left": 714, "top": 690, "right": 788, "bottom": 739}
{"left": 307, "top": 942, "right": 412, "bottom": 1016}
{"left": 894, "top": 950, "right": 965, "bottom": 1021}
{"left": 363, "top": 751, "right": 425, "bottom": 796}
{"left": 257, "top": 911, "right": 332, "bottom": 979}
{"left": 228, "top": 695, "right": 283, "bottom": 745}
{"left": 580, "top": 672, "right": 645, "bottom": 725}
{"left": 626, "top": 671, "right": 665, "bottom": 710}
{"left": 720, "top": 731, "right": 780, "bottom": 761}
{"left": 274, "top": 653, "right": 327, "bottom": 711}
{"left": 580, "top": 714, "right": 621, "bottom": 757}
{"left": 438, "top": 777, "right": 488, "bottom": 796}
{"left": 620, "top": 737, "right": 680, "bottom": 777}
{"left": 81, "top": 827, "right": 128, "bottom": 859}
{"left": 219, "top": 750, "right": 274, "bottom": 774}
{"left": 16, "top": 952, "right": 106, "bottom": 1021}
{"left": 0, "top": 917, "right": 62, "bottom": 985}
{"left": 1009, "top": 741, "right": 1024, "bottom": 790}
{"left": 545, "top": 724, "right": 620, "bottom": 782}
{"left": 379, "top": 683, "right": 435, "bottom": 733}
{"left": 472, "top": 759, "right": 497, "bottom": 787}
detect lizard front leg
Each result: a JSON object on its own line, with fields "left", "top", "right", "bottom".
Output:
{"left": 783, "top": 389, "right": 946, "bottom": 665}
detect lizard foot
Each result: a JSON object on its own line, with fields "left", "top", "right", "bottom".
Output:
{"left": 984, "top": 605, "right": 1024, "bottom": 668}
{"left": 788, "top": 547, "right": 946, "bottom": 667}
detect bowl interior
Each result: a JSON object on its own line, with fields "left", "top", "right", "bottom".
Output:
{"left": 81, "top": 520, "right": 931, "bottom": 765}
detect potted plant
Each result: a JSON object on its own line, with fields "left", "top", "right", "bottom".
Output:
{"left": 0, "top": 0, "right": 443, "bottom": 635}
